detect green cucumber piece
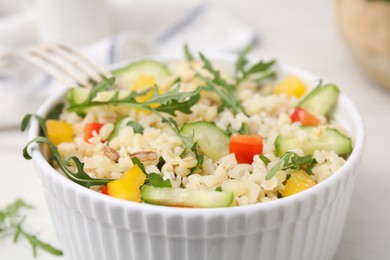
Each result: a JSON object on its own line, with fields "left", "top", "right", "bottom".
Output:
{"left": 275, "top": 127, "right": 352, "bottom": 157}
{"left": 112, "top": 60, "right": 170, "bottom": 88}
{"left": 180, "top": 121, "right": 229, "bottom": 161}
{"left": 297, "top": 83, "right": 340, "bottom": 116}
{"left": 141, "top": 186, "right": 234, "bottom": 208}
{"left": 67, "top": 87, "right": 90, "bottom": 106}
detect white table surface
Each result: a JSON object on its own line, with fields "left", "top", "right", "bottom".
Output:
{"left": 1, "top": 0, "right": 390, "bottom": 259}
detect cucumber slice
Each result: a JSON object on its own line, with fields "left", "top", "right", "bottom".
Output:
{"left": 112, "top": 60, "right": 170, "bottom": 88}
{"left": 297, "top": 83, "right": 340, "bottom": 116}
{"left": 67, "top": 87, "right": 90, "bottom": 106}
{"left": 180, "top": 121, "right": 229, "bottom": 161}
{"left": 275, "top": 127, "right": 352, "bottom": 156}
{"left": 141, "top": 186, "right": 234, "bottom": 208}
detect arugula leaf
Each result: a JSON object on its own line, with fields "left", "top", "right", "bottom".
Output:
{"left": 131, "top": 157, "right": 172, "bottom": 187}
{"left": 0, "top": 199, "right": 63, "bottom": 257}
{"left": 265, "top": 152, "right": 316, "bottom": 180}
{"left": 20, "top": 114, "right": 47, "bottom": 136}
{"left": 195, "top": 54, "right": 242, "bottom": 113}
{"left": 237, "top": 59, "right": 276, "bottom": 85}
{"left": 23, "top": 137, "right": 113, "bottom": 187}
{"left": 147, "top": 173, "right": 172, "bottom": 188}
{"left": 131, "top": 157, "right": 146, "bottom": 173}
{"left": 14, "top": 218, "right": 63, "bottom": 257}
{"left": 67, "top": 84, "right": 201, "bottom": 116}
{"left": 0, "top": 199, "right": 32, "bottom": 228}
{"left": 46, "top": 103, "right": 65, "bottom": 120}
{"left": 152, "top": 86, "right": 201, "bottom": 115}
{"left": 184, "top": 43, "right": 194, "bottom": 61}
{"left": 157, "top": 156, "right": 165, "bottom": 170}
{"left": 190, "top": 142, "right": 204, "bottom": 173}
{"left": 150, "top": 113, "right": 203, "bottom": 173}
{"left": 86, "top": 77, "right": 115, "bottom": 102}
{"left": 155, "top": 115, "right": 196, "bottom": 150}
{"left": 259, "top": 154, "right": 271, "bottom": 166}
{"left": 226, "top": 123, "right": 250, "bottom": 136}
{"left": 235, "top": 43, "right": 252, "bottom": 78}
{"left": 199, "top": 53, "right": 236, "bottom": 93}
{"left": 235, "top": 43, "right": 276, "bottom": 85}
{"left": 126, "top": 121, "right": 144, "bottom": 134}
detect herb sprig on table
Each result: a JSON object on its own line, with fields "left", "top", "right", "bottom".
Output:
{"left": 0, "top": 199, "right": 63, "bottom": 257}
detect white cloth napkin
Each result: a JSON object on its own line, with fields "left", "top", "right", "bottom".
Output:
{"left": 0, "top": 0, "right": 257, "bottom": 128}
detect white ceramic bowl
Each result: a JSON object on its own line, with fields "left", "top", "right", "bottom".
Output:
{"left": 28, "top": 53, "right": 364, "bottom": 260}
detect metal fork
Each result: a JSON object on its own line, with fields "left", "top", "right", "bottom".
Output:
{"left": 1, "top": 43, "right": 113, "bottom": 88}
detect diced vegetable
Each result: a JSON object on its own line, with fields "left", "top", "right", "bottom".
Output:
{"left": 229, "top": 135, "right": 263, "bottom": 164}
{"left": 107, "top": 165, "right": 146, "bottom": 202}
{"left": 46, "top": 120, "right": 73, "bottom": 146}
{"left": 101, "top": 186, "right": 108, "bottom": 195}
{"left": 83, "top": 123, "right": 104, "bottom": 142}
{"left": 67, "top": 87, "right": 89, "bottom": 106}
{"left": 133, "top": 75, "right": 155, "bottom": 102}
{"left": 141, "top": 186, "right": 234, "bottom": 208}
{"left": 180, "top": 121, "right": 229, "bottom": 161}
{"left": 297, "top": 83, "right": 340, "bottom": 116}
{"left": 280, "top": 170, "right": 316, "bottom": 197}
{"left": 275, "top": 127, "right": 353, "bottom": 157}
{"left": 290, "top": 107, "right": 320, "bottom": 126}
{"left": 112, "top": 60, "right": 170, "bottom": 88}
{"left": 274, "top": 75, "right": 306, "bottom": 98}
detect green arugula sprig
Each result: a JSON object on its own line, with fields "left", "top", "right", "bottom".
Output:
{"left": 186, "top": 44, "right": 276, "bottom": 115}
{"left": 67, "top": 78, "right": 201, "bottom": 116}
{"left": 235, "top": 44, "right": 276, "bottom": 85}
{"left": 153, "top": 113, "right": 204, "bottom": 173}
{"left": 23, "top": 137, "right": 113, "bottom": 188}
{"left": 21, "top": 114, "right": 47, "bottom": 136}
{"left": 184, "top": 43, "right": 194, "bottom": 61}
{"left": 0, "top": 199, "right": 63, "bottom": 257}
{"left": 265, "top": 151, "right": 316, "bottom": 180}
{"left": 132, "top": 156, "right": 172, "bottom": 188}
{"left": 196, "top": 53, "right": 243, "bottom": 113}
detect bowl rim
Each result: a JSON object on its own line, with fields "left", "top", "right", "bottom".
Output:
{"left": 28, "top": 52, "right": 365, "bottom": 217}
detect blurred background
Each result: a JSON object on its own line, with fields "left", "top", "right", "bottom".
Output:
{"left": 1, "top": 0, "right": 389, "bottom": 259}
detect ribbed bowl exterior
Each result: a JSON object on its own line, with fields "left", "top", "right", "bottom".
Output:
{"left": 29, "top": 55, "right": 365, "bottom": 260}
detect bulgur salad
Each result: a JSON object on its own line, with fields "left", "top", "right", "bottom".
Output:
{"left": 23, "top": 45, "right": 352, "bottom": 208}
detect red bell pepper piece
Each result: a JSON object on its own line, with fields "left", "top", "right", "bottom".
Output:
{"left": 229, "top": 135, "right": 263, "bottom": 164}
{"left": 290, "top": 107, "right": 320, "bottom": 126}
{"left": 101, "top": 185, "right": 109, "bottom": 195}
{"left": 84, "top": 122, "right": 104, "bottom": 142}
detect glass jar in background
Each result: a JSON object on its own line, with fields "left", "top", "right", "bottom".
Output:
{"left": 335, "top": 0, "right": 390, "bottom": 90}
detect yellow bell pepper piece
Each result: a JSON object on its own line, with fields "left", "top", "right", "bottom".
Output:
{"left": 133, "top": 75, "right": 156, "bottom": 103}
{"left": 107, "top": 165, "right": 146, "bottom": 202}
{"left": 274, "top": 75, "right": 306, "bottom": 98}
{"left": 280, "top": 170, "right": 316, "bottom": 197}
{"left": 46, "top": 119, "right": 73, "bottom": 146}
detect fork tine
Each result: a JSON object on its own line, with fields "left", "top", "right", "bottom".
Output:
{"left": 16, "top": 50, "right": 76, "bottom": 87}
{"left": 27, "top": 47, "right": 93, "bottom": 88}
{"left": 3, "top": 43, "right": 114, "bottom": 88}
{"left": 55, "top": 43, "right": 113, "bottom": 79}
{"left": 42, "top": 43, "right": 105, "bottom": 83}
